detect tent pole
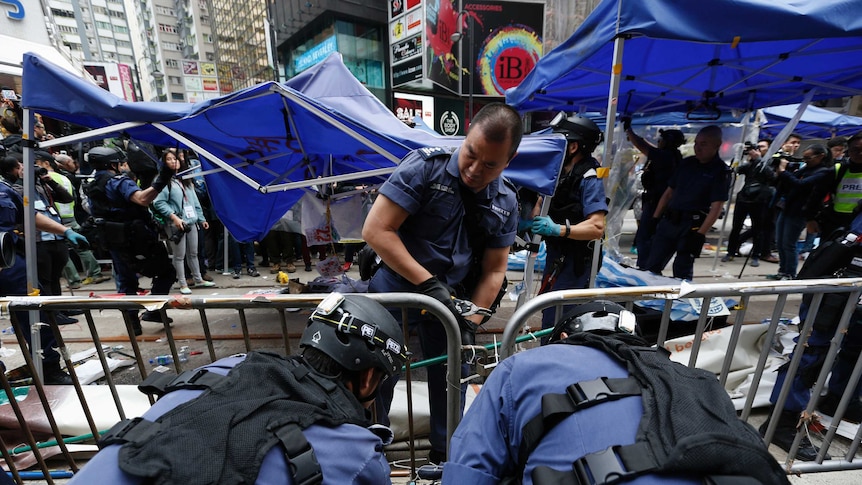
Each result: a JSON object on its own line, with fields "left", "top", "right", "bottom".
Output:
{"left": 712, "top": 111, "right": 753, "bottom": 273}
{"left": 21, "top": 108, "right": 43, "bottom": 381}
{"left": 223, "top": 225, "right": 230, "bottom": 275}
{"left": 762, "top": 90, "right": 817, "bottom": 161}
{"left": 591, "top": 35, "right": 626, "bottom": 288}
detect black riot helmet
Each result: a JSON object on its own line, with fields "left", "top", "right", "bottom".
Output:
{"left": 87, "top": 146, "right": 126, "bottom": 170}
{"left": 300, "top": 293, "right": 408, "bottom": 377}
{"left": 549, "top": 300, "right": 640, "bottom": 343}
{"left": 550, "top": 112, "right": 604, "bottom": 155}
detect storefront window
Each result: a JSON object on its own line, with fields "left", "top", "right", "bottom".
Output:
{"left": 283, "top": 17, "right": 386, "bottom": 104}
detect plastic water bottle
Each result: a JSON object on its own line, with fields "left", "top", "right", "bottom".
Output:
{"left": 179, "top": 346, "right": 189, "bottom": 362}
{"left": 149, "top": 355, "right": 173, "bottom": 366}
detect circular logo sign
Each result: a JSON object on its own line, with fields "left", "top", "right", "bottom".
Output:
{"left": 440, "top": 111, "right": 460, "bottom": 136}
{"left": 478, "top": 24, "right": 542, "bottom": 96}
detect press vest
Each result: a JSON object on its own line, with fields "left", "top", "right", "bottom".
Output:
{"left": 833, "top": 163, "right": 862, "bottom": 214}
{"left": 49, "top": 171, "right": 75, "bottom": 221}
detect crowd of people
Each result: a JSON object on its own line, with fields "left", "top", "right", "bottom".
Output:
{"left": 0, "top": 110, "right": 357, "bottom": 380}
{"left": 4, "top": 100, "right": 862, "bottom": 482}
{"left": 719, "top": 133, "right": 862, "bottom": 280}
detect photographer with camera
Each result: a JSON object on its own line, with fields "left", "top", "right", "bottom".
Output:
{"left": 152, "top": 149, "right": 213, "bottom": 295}
{"left": 32, "top": 151, "right": 85, "bottom": 304}
{"left": 769, "top": 143, "right": 834, "bottom": 280}
{"left": 1, "top": 154, "right": 88, "bottom": 383}
{"left": 723, "top": 141, "right": 777, "bottom": 267}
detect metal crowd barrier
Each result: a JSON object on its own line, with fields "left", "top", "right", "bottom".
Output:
{"left": 0, "top": 292, "right": 461, "bottom": 484}
{"left": 3, "top": 278, "right": 862, "bottom": 482}
{"left": 502, "top": 277, "right": 862, "bottom": 475}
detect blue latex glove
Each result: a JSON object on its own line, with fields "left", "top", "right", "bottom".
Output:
{"left": 531, "top": 216, "right": 561, "bottom": 237}
{"left": 518, "top": 218, "right": 533, "bottom": 232}
{"left": 64, "top": 229, "right": 90, "bottom": 249}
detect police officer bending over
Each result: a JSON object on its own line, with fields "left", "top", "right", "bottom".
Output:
{"left": 67, "top": 293, "right": 408, "bottom": 484}
{"left": 82, "top": 146, "right": 176, "bottom": 335}
{"left": 443, "top": 301, "right": 788, "bottom": 485}
{"left": 641, "top": 125, "right": 730, "bottom": 280}
{"left": 528, "top": 113, "right": 608, "bottom": 332}
{"left": 362, "top": 102, "right": 521, "bottom": 464}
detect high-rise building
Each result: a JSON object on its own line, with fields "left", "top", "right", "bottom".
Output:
{"left": 131, "top": 0, "right": 216, "bottom": 102}
{"left": 48, "top": 0, "right": 140, "bottom": 98}
{"left": 49, "top": 0, "right": 136, "bottom": 65}
{"left": 208, "top": 0, "right": 272, "bottom": 93}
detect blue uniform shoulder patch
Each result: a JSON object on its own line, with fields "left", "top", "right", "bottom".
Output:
{"left": 417, "top": 146, "right": 453, "bottom": 160}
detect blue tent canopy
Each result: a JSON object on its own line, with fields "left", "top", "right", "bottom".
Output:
{"left": 506, "top": 0, "right": 862, "bottom": 117}
{"left": 761, "top": 104, "right": 862, "bottom": 139}
{"left": 23, "top": 53, "right": 565, "bottom": 241}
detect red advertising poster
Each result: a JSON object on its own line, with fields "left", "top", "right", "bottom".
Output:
{"left": 425, "top": 0, "right": 543, "bottom": 96}
{"left": 393, "top": 96, "right": 423, "bottom": 125}
{"left": 118, "top": 63, "right": 137, "bottom": 101}
{"left": 407, "top": 0, "right": 421, "bottom": 9}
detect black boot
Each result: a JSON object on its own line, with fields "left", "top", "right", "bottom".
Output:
{"left": 818, "top": 393, "right": 862, "bottom": 423}
{"left": 141, "top": 310, "right": 173, "bottom": 324}
{"left": 42, "top": 361, "right": 73, "bottom": 385}
{"left": 759, "top": 409, "right": 829, "bottom": 461}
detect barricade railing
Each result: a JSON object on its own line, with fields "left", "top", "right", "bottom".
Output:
{"left": 501, "top": 277, "right": 862, "bottom": 475}
{"left": 5, "top": 278, "right": 862, "bottom": 481}
{"left": 0, "top": 292, "right": 461, "bottom": 484}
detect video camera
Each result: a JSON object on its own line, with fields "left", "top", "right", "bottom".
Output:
{"left": 34, "top": 165, "right": 48, "bottom": 177}
{"left": 169, "top": 222, "right": 191, "bottom": 244}
{"left": 771, "top": 151, "right": 802, "bottom": 171}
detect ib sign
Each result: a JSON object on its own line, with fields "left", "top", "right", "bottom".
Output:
{"left": 1, "top": 0, "right": 24, "bottom": 20}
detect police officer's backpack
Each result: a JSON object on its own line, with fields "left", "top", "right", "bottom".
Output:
{"left": 98, "top": 352, "right": 368, "bottom": 485}
{"left": 513, "top": 332, "right": 789, "bottom": 485}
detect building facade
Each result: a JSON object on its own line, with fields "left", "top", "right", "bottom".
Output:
{"left": 208, "top": 0, "right": 271, "bottom": 93}
{"left": 130, "top": 0, "right": 216, "bottom": 102}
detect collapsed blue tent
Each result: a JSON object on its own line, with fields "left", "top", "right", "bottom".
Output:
{"left": 23, "top": 53, "right": 565, "bottom": 241}
{"left": 506, "top": 0, "right": 862, "bottom": 120}
{"left": 761, "top": 104, "right": 862, "bottom": 139}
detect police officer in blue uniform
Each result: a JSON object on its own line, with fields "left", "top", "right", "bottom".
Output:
{"left": 528, "top": 113, "right": 608, "bottom": 331}
{"left": 83, "top": 146, "right": 175, "bottom": 335}
{"left": 641, "top": 125, "right": 731, "bottom": 280}
{"left": 67, "top": 294, "right": 407, "bottom": 484}
{"left": 622, "top": 118, "right": 685, "bottom": 266}
{"left": 362, "top": 103, "right": 521, "bottom": 463}
{"left": 0, "top": 164, "right": 88, "bottom": 384}
{"left": 761, "top": 206, "right": 862, "bottom": 461}
{"left": 443, "top": 301, "right": 788, "bottom": 485}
